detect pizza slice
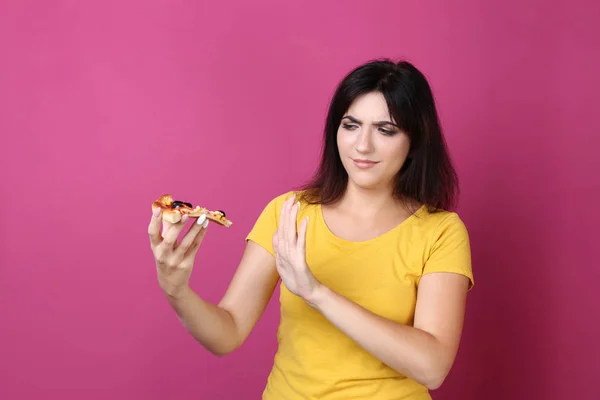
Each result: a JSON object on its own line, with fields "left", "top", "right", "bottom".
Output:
{"left": 152, "top": 194, "right": 232, "bottom": 227}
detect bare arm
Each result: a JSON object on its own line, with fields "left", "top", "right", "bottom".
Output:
{"left": 310, "top": 272, "right": 469, "bottom": 389}
{"left": 148, "top": 209, "right": 279, "bottom": 357}
{"left": 274, "top": 195, "right": 472, "bottom": 389}
{"left": 166, "top": 241, "right": 279, "bottom": 356}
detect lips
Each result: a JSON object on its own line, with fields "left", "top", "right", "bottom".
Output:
{"left": 352, "top": 158, "right": 379, "bottom": 169}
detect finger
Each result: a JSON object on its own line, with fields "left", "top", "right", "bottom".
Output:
{"left": 284, "top": 194, "right": 296, "bottom": 244}
{"left": 184, "top": 220, "right": 209, "bottom": 259}
{"left": 273, "top": 231, "right": 283, "bottom": 265}
{"left": 272, "top": 231, "right": 285, "bottom": 274}
{"left": 278, "top": 197, "right": 290, "bottom": 256}
{"left": 162, "top": 219, "right": 176, "bottom": 235}
{"left": 297, "top": 216, "right": 308, "bottom": 256}
{"left": 162, "top": 214, "right": 190, "bottom": 248}
{"left": 272, "top": 230, "right": 279, "bottom": 254}
{"left": 177, "top": 214, "right": 207, "bottom": 254}
{"left": 287, "top": 199, "right": 299, "bottom": 248}
{"left": 148, "top": 207, "right": 163, "bottom": 247}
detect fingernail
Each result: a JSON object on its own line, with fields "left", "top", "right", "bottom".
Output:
{"left": 197, "top": 214, "right": 207, "bottom": 225}
{"left": 153, "top": 207, "right": 161, "bottom": 217}
{"left": 203, "top": 219, "right": 209, "bottom": 229}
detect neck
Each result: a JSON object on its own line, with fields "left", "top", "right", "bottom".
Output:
{"left": 336, "top": 182, "right": 401, "bottom": 216}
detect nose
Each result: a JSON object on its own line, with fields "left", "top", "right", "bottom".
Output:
{"left": 355, "top": 129, "right": 374, "bottom": 154}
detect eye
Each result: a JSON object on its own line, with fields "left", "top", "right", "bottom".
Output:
{"left": 378, "top": 127, "right": 395, "bottom": 135}
{"left": 342, "top": 123, "right": 358, "bottom": 130}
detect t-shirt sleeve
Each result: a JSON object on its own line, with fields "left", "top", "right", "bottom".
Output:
{"left": 245, "top": 193, "right": 291, "bottom": 256}
{"left": 420, "top": 213, "right": 474, "bottom": 290}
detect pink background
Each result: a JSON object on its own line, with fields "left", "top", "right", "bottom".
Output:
{"left": 1, "top": 1, "right": 598, "bottom": 399}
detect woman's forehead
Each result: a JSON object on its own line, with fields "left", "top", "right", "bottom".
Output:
{"left": 345, "top": 92, "right": 394, "bottom": 122}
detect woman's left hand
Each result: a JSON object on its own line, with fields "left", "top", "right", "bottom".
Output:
{"left": 272, "top": 194, "right": 323, "bottom": 306}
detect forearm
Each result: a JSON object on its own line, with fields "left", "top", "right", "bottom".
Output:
{"left": 311, "top": 286, "right": 449, "bottom": 389}
{"left": 165, "top": 285, "right": 240, "bottom": 356}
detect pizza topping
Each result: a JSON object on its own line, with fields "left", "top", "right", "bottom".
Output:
{"left": 154, "top": 194, "right": 231, "bottom": 227}
{"left": 171, "top": 200, "right": 193, "bottom": 209}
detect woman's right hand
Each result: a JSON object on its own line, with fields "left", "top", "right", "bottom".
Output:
{"left": 148, "top": 207, "right": 210, "bottom": 298}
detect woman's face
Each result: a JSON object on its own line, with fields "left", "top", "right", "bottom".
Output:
{"left": 337, "top": 91, "right": 411, "bottom": 192}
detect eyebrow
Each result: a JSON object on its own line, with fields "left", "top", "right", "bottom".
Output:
{"left": 342, "top": 115, "right": 400, "bottom": 129}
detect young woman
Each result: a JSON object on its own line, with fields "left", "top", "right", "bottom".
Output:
{"left": 148, "top": 59, "right": 474, "bottom": 399}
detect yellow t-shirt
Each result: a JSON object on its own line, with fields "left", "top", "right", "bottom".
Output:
{"left": 246, "top": 191, "right": 474, "bottom": 400}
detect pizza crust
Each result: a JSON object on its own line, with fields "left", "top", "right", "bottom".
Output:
{"left": 152, "top": 194, "right": 232, "bottom": 227}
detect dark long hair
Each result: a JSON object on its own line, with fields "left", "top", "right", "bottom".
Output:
{"left": 296, "top": 59, "right": 459, "bottom": 212}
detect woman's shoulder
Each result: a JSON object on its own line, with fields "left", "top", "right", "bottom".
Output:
{"left": 415, "top": 205, "right": 470, "bottom": 241}
{"left": 261, "top": 190, "right": 301, "bottom": 208}
{"left": 262, "top": 189, "right": 316, "bottom": 207}
{"left": 254, "top": 189, "right": 315, "bottom": 217}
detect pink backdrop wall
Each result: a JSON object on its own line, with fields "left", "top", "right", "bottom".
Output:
{"left": 1, "top": 1, "right": 598, "bottom": 399}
